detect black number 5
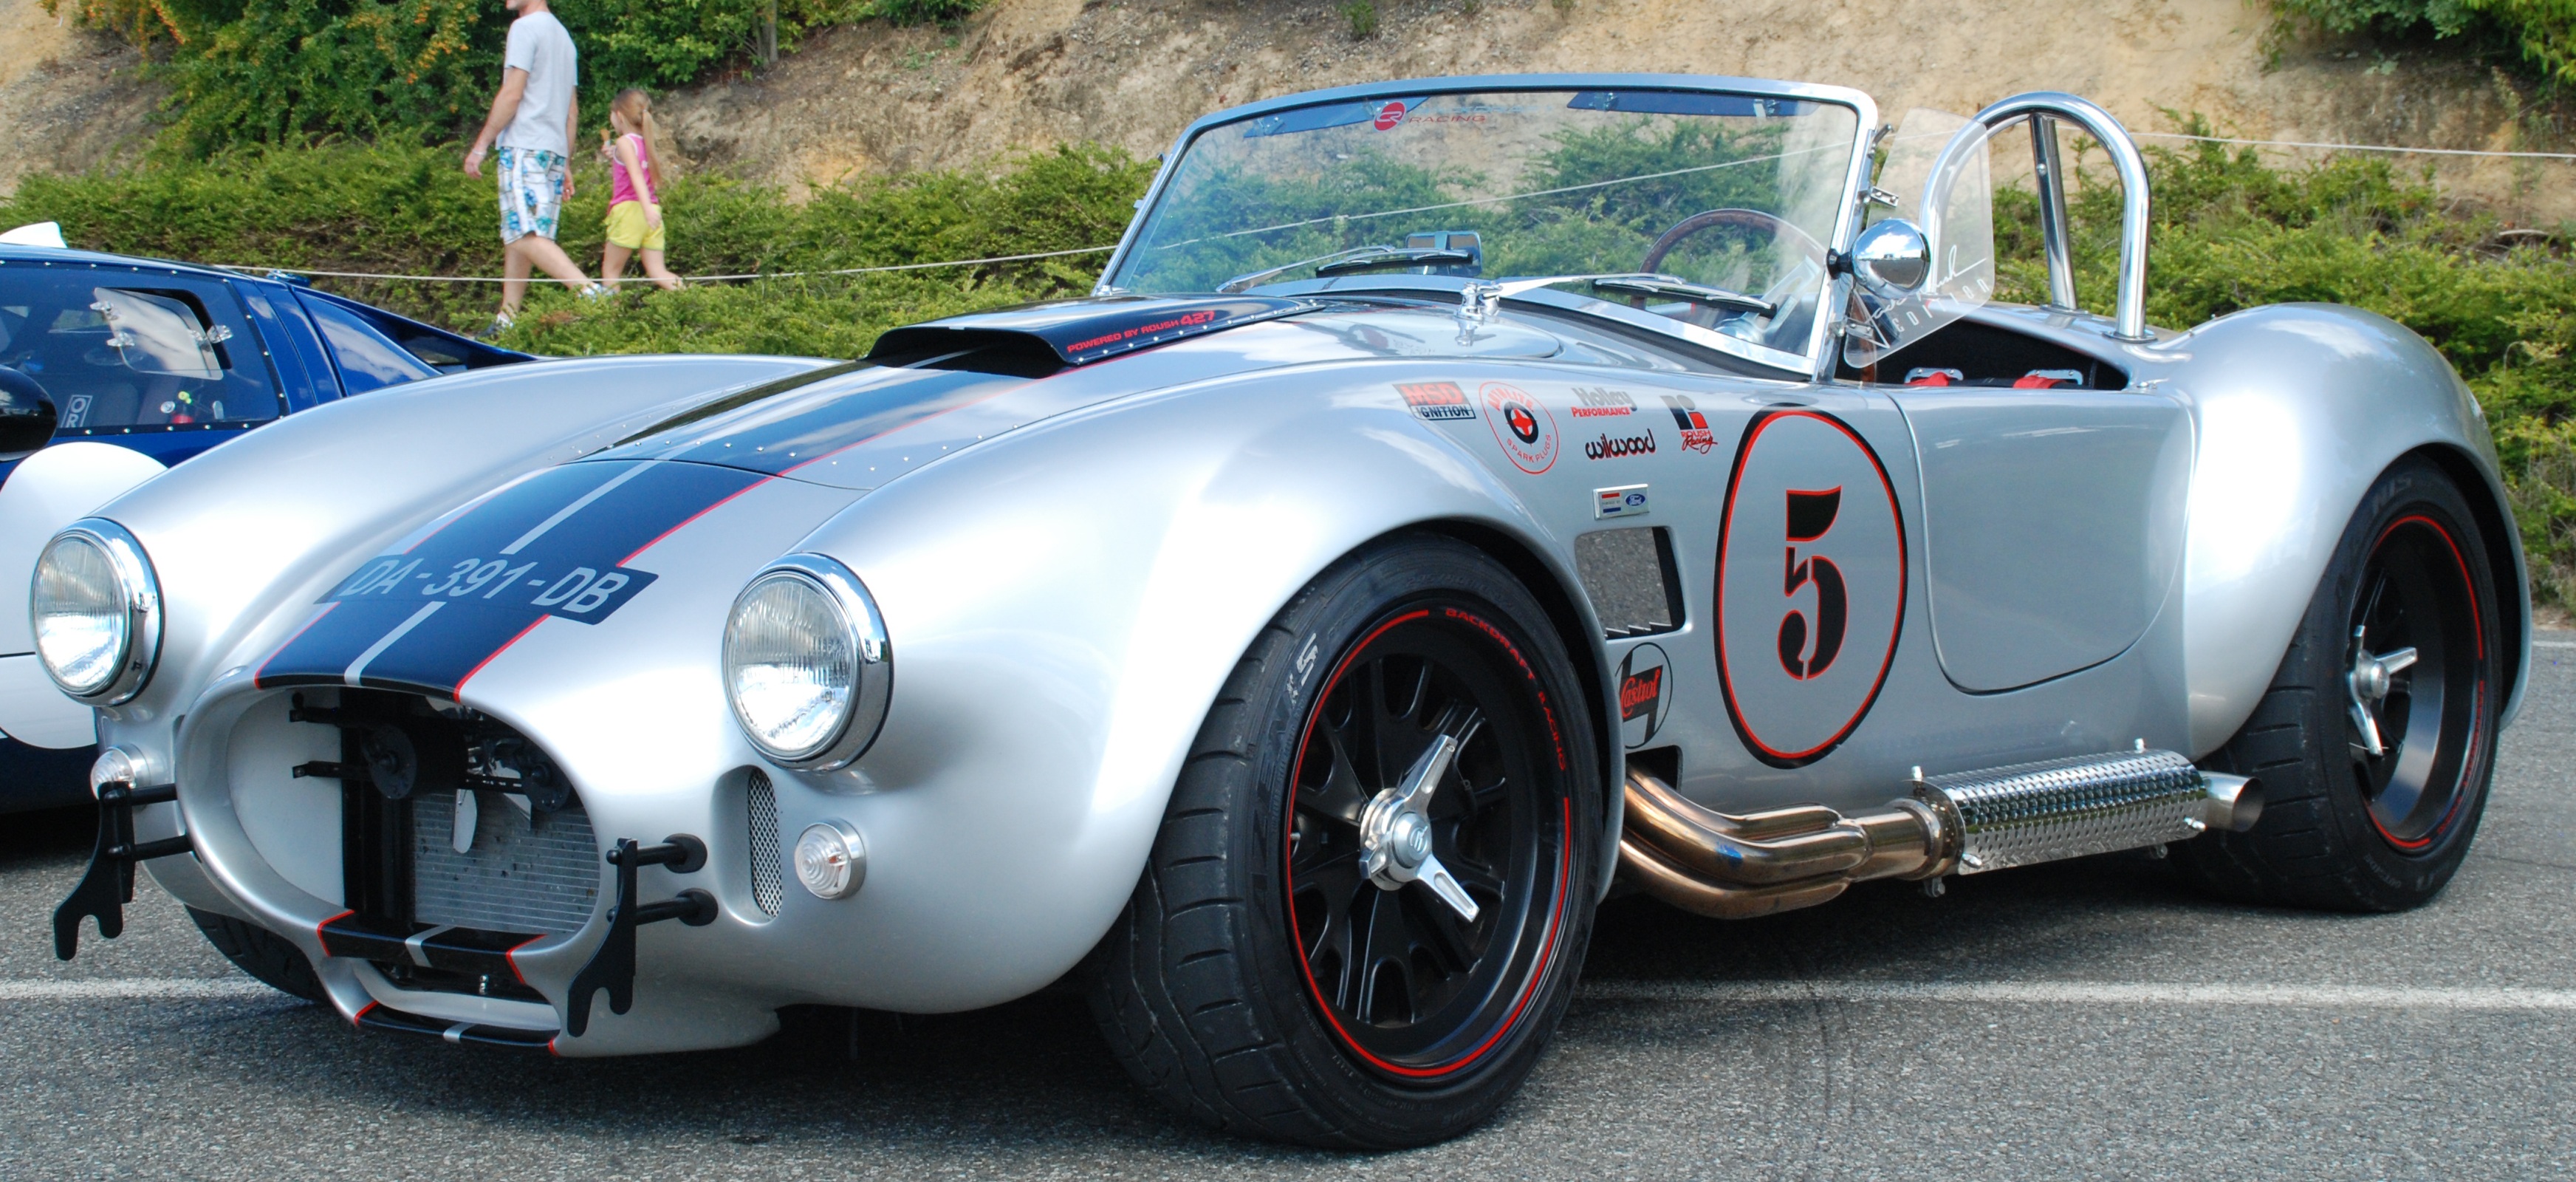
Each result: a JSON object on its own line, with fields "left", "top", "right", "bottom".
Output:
{"left": 1778, "top": 488, "right": 1846, "bottom": 680}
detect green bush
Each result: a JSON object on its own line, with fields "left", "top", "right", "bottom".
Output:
{"left": 1998, "top": 118, "right": 2576, "bottom": 603}
{"left": 0, "top": 139, "right": 1150, "bottom": 343}
{"left": 2269, "top": 0, "right": 2576, "bottom": 83}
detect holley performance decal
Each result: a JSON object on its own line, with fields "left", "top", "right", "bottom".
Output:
{"left": 1570, "top": 386, "right": 1635, "bottom": 418}
{"left": 255, "top": 460, "right": 766, "bottom": 699}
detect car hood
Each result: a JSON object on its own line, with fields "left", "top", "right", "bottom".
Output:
{"left": 592, "top": 295, "right": 1579, "bottom": 491}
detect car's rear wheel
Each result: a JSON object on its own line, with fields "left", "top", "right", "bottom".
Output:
{"left": 2176, "top": 457, "right": 2503, "bottom": 911}
{"left": 1087, "top": 533, "right": 1600, "bottom": 1148}
{"left": 188, "top": 907, "right": 324, "bottom": 1002}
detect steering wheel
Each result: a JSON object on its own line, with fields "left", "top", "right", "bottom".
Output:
{"left": 1636, "top": 208, "right": 1829, "bottom": 301}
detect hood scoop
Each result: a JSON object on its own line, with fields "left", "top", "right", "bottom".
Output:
{"left": 866, "top": 296, "right": 1316, "bottom": 376}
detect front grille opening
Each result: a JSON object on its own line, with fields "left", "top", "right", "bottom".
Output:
{"left": 290, "top": 688, "right": 600, "bottom": 1000}
{"left": 745, "top": 771, "right": 784, "bottom": 918}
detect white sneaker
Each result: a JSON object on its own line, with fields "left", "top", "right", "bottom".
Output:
{"left": 578, "top": 283, "right": 607, "bottom": 301}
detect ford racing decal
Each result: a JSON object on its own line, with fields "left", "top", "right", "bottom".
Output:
{"left": 254, "top": 460, "right": 767, "bottom": 698}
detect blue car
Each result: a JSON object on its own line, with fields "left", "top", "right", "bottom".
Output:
{"left": 0, "top": 240, "right": 530, "bottom": 810}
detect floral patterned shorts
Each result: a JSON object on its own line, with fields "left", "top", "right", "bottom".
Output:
{"left": 496, "top": 146, "right": 567, "bottom": 244}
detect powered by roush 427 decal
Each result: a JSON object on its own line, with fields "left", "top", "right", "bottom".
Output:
{"left": 255, "top": 460, "right": 767, "bottom": 699}
{"left": 1712, "top": 410, "right": 1906, "bottom": 768}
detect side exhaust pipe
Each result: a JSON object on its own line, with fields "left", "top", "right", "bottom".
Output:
{"left": 1618, "top": 750, "right": 2261, "bottom": 920}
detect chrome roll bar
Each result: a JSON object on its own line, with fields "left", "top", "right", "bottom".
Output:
{"left": 1969, "top": 92, "right": 2154, "bottom": 341}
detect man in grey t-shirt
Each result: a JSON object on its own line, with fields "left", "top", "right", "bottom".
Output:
{"left": 465, "top": 0, "right": 599, "bottom": 332}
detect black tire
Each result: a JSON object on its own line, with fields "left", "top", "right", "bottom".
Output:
{"left": 187, "top": 906, "right": 325, "bottom": 1002}
{"left": 1086, "top": 533, "right": 1602, "bottom": 1149}
{"left": 2176, "top": 457, "right": 2503, "bottom": 911}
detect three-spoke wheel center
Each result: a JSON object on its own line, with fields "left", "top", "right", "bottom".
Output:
{"left": 2344, "top": 625, "right": 2419, "bottom": 759}
{"left": 1357, "top": 733, "right": 1481, "bottom": 923}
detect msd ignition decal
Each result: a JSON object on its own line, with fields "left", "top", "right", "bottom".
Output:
{"left": 1569, "top": 386, "right": 1635, "bottom": 418}
{"left": 1617, "top": 642, "right": 1672, "bottom": 749}
{"left": 1481, "top": 382, "right": 1558, "bottom": 474}
{"left": 255, "top": 460, "right": 767, "bottom": 699}
{"left": 1663, "top": 395, "right": 1718, "bottom": 454}
{"left": 1713, "top": 410, "right": 1906, "bottom": 768}
{"left": 1396, "top": 381, "right": 1476, "bottom": 421}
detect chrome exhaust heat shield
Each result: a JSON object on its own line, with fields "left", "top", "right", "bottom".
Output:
{"left": 1617, "top": 751, "right": 2261, "bottom": 919}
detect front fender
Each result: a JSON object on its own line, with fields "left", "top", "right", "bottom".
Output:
{"left": 774, "top": 368, "right": 1613, "bottom": 1011}
{"left": 2172, "top": 303, "right": 2529, "bottom": 755}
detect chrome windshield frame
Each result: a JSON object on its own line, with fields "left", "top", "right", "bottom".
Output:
{"left": 1095, "top": 73, "right": 1882, "bottom": 380}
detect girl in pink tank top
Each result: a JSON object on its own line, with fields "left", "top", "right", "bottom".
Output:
{"left": 600, "top": 89, "right": 681, "bottom": 293}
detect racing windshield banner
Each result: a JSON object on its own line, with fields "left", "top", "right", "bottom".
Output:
{"left": 254, "top": 460, "right": 766, "bottom": 699}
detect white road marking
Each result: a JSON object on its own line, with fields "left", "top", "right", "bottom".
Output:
{"left": 0, "top": 979, "right": 276, "bottom": 1002}
{"left": 1583, "top": 980, "right": 2576, "bottom": 1011}
{"left": 2535, "top": 640, "right": 2575, "bottom": 649}
{"left": 7, "top": 977, "right": 2574, "bottom": 1011}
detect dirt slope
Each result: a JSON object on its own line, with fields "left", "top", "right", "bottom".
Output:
{"left": 660, "top": 0, "right": 2572, "bottom": 222}
{"left": 0, "top": 0, "right": 159, "bottom": 196}
{"left": 2, "top": 0, "right": 2567, "bottom": 223}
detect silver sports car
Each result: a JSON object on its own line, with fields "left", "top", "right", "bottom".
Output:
{"left": 38, "top": 76, "right": 2527, "bottom": 1148}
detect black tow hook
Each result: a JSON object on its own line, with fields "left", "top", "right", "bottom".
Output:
{"left": 564, "top": 835, "right": 714, "bottom": 1036}
{"left": 54, "top": 780, "right": 190, "bottom": 960}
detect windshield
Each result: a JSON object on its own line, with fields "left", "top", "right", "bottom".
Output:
{"left": 1106, "top": 87, "right": 1863, "bottom": 363}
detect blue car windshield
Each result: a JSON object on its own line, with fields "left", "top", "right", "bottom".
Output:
{"left": 1104, "top": 88, "right": 1862, "bottom": 360}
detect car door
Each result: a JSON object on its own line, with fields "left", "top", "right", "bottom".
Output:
{"left": 1881, "top": 378, "right": 2190, "bottom": 691}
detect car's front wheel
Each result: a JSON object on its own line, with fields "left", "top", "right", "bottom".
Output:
{"left": 1088, "top": 533, "right": 1601, "bottom": 1148}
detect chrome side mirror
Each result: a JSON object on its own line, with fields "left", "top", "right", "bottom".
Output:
{"left": 1850, "top": 219, "right": 1929, "bottom": 293}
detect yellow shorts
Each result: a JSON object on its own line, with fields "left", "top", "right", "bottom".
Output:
{"left": 606, "top": 200, "right": 666, "bottom": 251}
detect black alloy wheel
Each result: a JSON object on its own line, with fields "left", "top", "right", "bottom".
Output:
{"left": 1285, "top": 607, "right": 1573, "bottom": 1079}
{"left": 1088, "top": 534, "right": 1600, "bottom": 1148}
{"left": 2345, "top": 514, "right": 2489, "bottom": 850}
{"left": 2177, "top": 457, "right": 2503, "bottom": 911}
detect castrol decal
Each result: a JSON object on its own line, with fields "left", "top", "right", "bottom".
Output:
{"left": 1713, "top": 410, "right": 1906, "bottom": 768}
{"left": 1617, "top": 642, "right": 1672, "bottom": 749}
{"left": 1481, "top": 381, "right": 1558, "bottom": 474}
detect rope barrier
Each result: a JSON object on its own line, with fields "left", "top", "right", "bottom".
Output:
{"left": 2131, "top": 131, "right": 2576, "bottom": 161}
{"left": 208, "top": 244, "right": 1118, "bottom": 285}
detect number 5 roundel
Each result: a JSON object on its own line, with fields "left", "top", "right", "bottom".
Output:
{"left": 1715, "top": 410, "right": 1906, "bottom": 767}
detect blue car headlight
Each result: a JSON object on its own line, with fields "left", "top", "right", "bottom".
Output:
{"left": 723, "top": 554, "right": 891, "bottom": 771}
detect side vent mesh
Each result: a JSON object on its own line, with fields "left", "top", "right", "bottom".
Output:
{"left": 746, "top": 771, "right": 784, "bottom": 917}
{"left": 1575, "top": 526, "right": 1685, "bottom": 638}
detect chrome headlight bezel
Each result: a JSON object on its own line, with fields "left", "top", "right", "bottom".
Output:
{"left": 722, "top": 554, "right": 892, "bottom": 771}
{"left": 30, "top": 519, "right": 162, "bottom": 705}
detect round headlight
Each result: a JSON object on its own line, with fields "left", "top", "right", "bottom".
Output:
{"left": 722, "top": 555, "right": 890, "bottom": 770}
{"left": 31, "top": 519, "right": 160, "bottom": 704}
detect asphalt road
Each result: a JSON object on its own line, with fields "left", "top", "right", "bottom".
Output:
{"left": 5, "top": 638, "right": 2574, "bottom": 1180}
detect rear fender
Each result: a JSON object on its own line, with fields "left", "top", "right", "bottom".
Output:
{"left": 2174, "top": 304, "right": 2528, "bottom": 754}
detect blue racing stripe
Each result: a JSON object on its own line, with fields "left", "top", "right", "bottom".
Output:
{"left": 600, "top": 366, "right": 1022, "bottom": 476}
{"left": 255, "top": 460, "right": 767, "bottom": 697}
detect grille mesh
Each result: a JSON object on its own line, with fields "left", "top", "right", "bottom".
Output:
{"left": 746, "top": 771, "right": 784, "bottom": 917}
{"left": 411, "top": 790, "right": 600, "bottom": 935}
